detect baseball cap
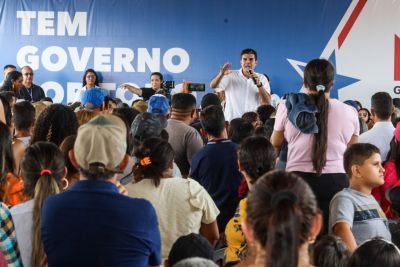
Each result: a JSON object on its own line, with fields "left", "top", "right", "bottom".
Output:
{"left": 168, "top": 233, "right": 215, "bottom": 267}
{"left": 74, "top": 114, "right": 127, "bottom": 171}
{"left": 130, "top": 112, "right": 167, "bottom": 141}
{"left": 81, "top": 88, "right": 105, "bottom": 110}
{"left": 147, "top": 94, "right": 170, "bottom": 115}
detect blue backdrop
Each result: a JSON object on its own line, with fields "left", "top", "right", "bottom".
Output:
{"left": 0, "top": 0, "right": 354, "bottom": 103}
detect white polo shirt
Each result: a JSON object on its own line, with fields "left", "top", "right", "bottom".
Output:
{"left": 215, "top": 69, "right": 270, "bottom": 121}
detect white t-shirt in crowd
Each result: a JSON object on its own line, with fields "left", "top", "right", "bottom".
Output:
{"left": 274, "top": 98, "right": 359, "bottom": 173}
{"left": 10, "top": 200, "right": 34, "bottom": 267}
{"left": 126, "top": 177, "right": 219, "bottom": 258}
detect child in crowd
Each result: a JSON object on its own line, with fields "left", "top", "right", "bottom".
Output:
{"left": 224, "top": 136, "right": 275, "bottom": 266}
{"left": 165, "top": 233, "right": 216, "bottom": 267}
{"left": 312, "top": 235, "right": 350, "bottom": 267}
{"left": 12, "top": 101, "right": 35, "bottom": 148}
{"left": 329, "top": 143, "right": 391, "bottom": 252}
{"left": 347, "top": 238, "right": 400, "bottom": 267}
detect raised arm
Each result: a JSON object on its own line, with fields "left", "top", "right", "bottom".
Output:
{"left": 210, "top": 63, "right": 231, "bottom": 89}
{"left": 120, "top": 83, "right": 143, "bottom": 96}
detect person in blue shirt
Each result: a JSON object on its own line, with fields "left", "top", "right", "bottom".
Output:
{"left": 41, "top": 114, "right": 161, "bottom": 267}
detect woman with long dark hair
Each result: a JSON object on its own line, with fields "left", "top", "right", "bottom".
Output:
{"left": 0, "top": 122, "right": 26, "bottom": 206}
{"left": 239, "top": 170, "right": 321, "bottom": 267}
{"left": 0, "top": 71, "right": 23, "bottom": 94}
{"left": 271, "top": 59, "right": 359, "bottom": 233}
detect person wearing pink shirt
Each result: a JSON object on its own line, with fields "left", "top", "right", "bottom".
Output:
{"left": 271, "top": 59, "right": 359, "bottom": 234}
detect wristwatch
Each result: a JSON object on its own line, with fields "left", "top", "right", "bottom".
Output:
{"left": 257, "top": 82, "right": 263, "bottom": 88}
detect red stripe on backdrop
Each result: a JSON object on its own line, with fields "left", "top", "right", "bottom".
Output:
{"left": 338, "top": 0, "right": 367, "bottom": 49}
{"left": 395, "top": 35, "right": 400, "bottom": 81}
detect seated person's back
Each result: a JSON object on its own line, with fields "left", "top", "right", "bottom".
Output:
{"left": 191, "top": 105, "right": 243, "bottom": 230}
{"left": 41, "top": 114, "right": 161, "bottom": 267}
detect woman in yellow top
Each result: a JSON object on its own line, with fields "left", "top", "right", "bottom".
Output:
{"left": 224, "top": 136, "right": 276, "bottom": 266}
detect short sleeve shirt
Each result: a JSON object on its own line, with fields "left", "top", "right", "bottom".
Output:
{"left": 216, "top": 69, "right": 270, "bottom": 121}
{"left": 274, "top": 98, "right": 359, "bottom": 173}
{"left": 329, "top": 188, "right": 391, "bottom": 245}
{"left": 141, "top": 88, "right": 156, "bottom": 101}
{"left": 127, "top": 177, "right": 219, "bottom": 258}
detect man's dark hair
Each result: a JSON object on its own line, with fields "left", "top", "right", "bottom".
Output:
{"left": 393, "top": 98, "right": 400, "bottom": 109}
{"left": 257, "top": 104, "right": 276, "bottom": 124}
{"left": 79, "top": 164, "right": 116, "bottom": 181}
{"left": 238, "top": 136, "right": 275, "bottom": 184}
{"left": 13, "top": 101, "right": 35, "bottom": 131}
{"left": 241, "top": 48, "right": 257, "bottom": 60}
{"left": 371, "top": 92, "right": 393, "bottom": 120}
{"left": 343, "top": 143, "right": 380, "bottom": 178}
{"left": 228, "top": 118, "right": 254, "bottom": 144}
{"left": 168, "top": 233, "right": 214, "bottom": 267}
{"left": 200, "top": 105, "right": 225, "bottom": 137}
{"left": 200, "top": 93, "right": 221, "bottom": 109}
{"left": 242, "top": 111, "right": 259, "bottom": 126}
{"left": 3, "top": 64, "right": 16, "bottom": 70}
{"left": 171, "top": 93, "right": 196, "bottom": 112}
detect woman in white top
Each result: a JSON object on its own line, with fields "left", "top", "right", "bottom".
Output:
{"left": 11, "top": 142, "right": 67, "bottom": 267}
{"left": 126, "top": 137, "right": 219, "bottom": 258}
{"left": 74, "top": 68, "right": 108, "bottom": 102}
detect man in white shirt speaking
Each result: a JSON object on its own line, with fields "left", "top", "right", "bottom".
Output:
{"left": 211, "top": 48, "right": 271, "bottom": 121}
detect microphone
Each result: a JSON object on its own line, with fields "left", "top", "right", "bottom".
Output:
{"left": 247, "top": 67, "right": 258, "bottom": 85}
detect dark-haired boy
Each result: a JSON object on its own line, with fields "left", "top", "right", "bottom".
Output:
{"left": 12, "top": 101, "right": 35, "bottom": 148}
{"left": 329, "top": 143, "right": 391, "bottom": 252}
{"left": 190, "top": 105, "right": 242, "bottom": 230}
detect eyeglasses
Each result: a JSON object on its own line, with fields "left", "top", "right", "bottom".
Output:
{"left": 23, "top": 73, "right": 34, "bottom": 76}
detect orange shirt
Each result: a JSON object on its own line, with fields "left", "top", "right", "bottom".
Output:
{"left": 1, "top": 173, "right": 28, "bottom": 206}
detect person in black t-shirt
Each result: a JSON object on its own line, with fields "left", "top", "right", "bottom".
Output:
{"left": 120, "top": 72, "right": 165, "bottom": 101}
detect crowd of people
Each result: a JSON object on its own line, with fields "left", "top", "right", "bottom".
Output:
{"left": 1, "top": 48, "right": 400, "bottom": 267}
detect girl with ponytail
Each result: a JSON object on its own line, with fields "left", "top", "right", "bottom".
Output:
{"left": 271, "top": 59, "right": 359, "bottom": 233}
{"left": 240, "top": 170, "right": 321, "bottom": 267}
{"left": 11, "top": 141, "right": 67, "bottom": 267}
